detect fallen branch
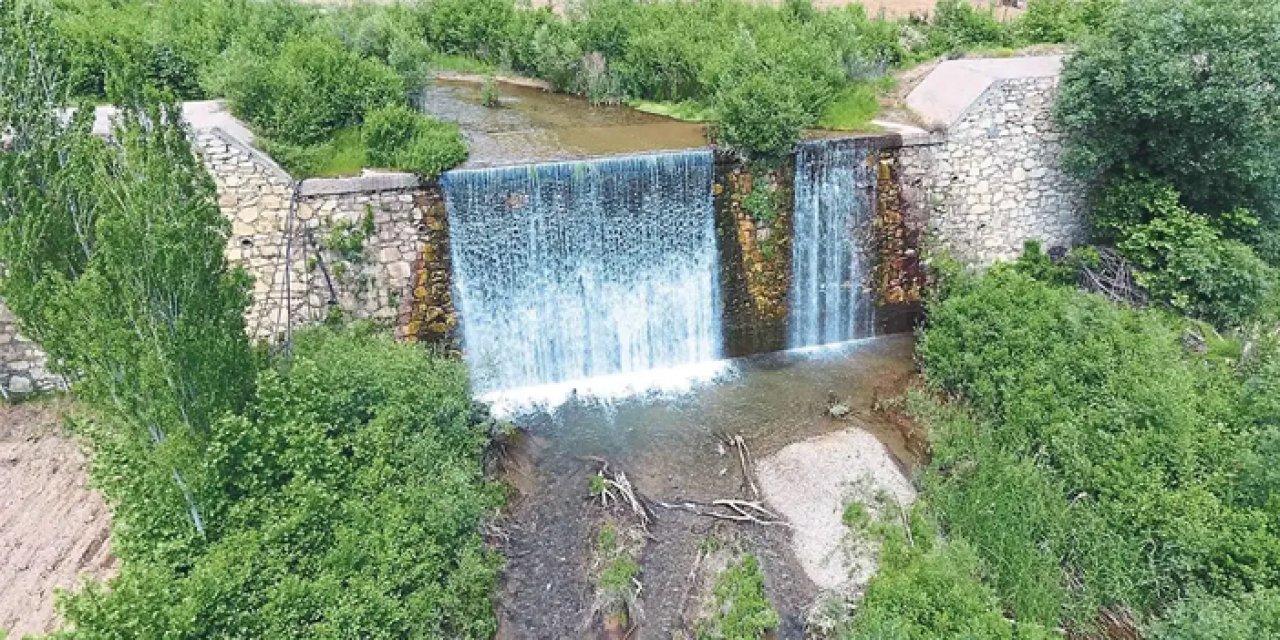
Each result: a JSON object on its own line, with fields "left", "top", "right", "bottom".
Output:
{"left": 587, "top": 458, "right": 655, "bottom": 532}
{"left": 723, "top": 433, "right": 759, "bottom": 500}
{"left": 656, "top": 499, "right": 789, "bottom": 527}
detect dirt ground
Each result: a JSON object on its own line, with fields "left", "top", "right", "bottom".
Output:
{"left": 0, "top": 399, "right": 117, "bottom": 638}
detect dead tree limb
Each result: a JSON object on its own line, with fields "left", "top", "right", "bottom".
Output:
{"left": 655, "top": 500, "right": 789, "bottom": 527}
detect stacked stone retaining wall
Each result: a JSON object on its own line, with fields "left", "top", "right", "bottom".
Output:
{"left": 0, "top": 57, "right": 1088, "bottom": 396}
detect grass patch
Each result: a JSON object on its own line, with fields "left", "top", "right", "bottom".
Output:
{"left": 626, "top": 99, "right": 717, "bottom": 123}
{"left": 698, "top": 554, "right": 779, "bottom": 640}
{"left": 432, "top": 54, "right": 497, "bottom": 75}
{"left": 310, "top": 126, "right": 368, "bottom": 178}
{"left": 262, "top": 126, "right": 367, "bottom": 179}
{"left": 818, "top": 83, "right": 882, "bottom": 131}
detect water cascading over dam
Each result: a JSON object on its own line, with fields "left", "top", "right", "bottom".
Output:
{"left": 788, "top": 140, "right": 878, "bottom": 348}
{"left": 442, "top": 150, "right": 722, "bottom": 395}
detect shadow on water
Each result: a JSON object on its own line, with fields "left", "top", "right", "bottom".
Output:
{"left": 494, "top": 334, "right": 919, "bottom": 639}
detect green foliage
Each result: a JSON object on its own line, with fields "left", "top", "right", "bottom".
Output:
{"left": 2, "top": 1, "right": 254, "bottom": 562}
{"left": 818, "top": 82, "right": 882, "bottom": 131}
{"left": 362, "top": 105, "right": 469, "bottom": 179}
{"left": 480, "top": 76, "right": 501, "bottom": 108}
{"left": 741, "top": 174, "right": 781, "bottom": 225}
{"left": 921, "top": 0, "right": 1011, "bottom": 56}
{"left": 914, "top": 269, "right": 1280, "bottom": 630}
{"left": 1088, "top": 175, "right": 1278, "bottom": 327}
{"left": 1056, "top": 0, "right": 1280, "bottom": 230}
{"left": 1017, "top": 0, "right": 1116, "bottom": 45}
{"left": 1147, "top": 590, "right": 1280, "bottom": 640}
{"left": 698, "top": 555, "right": 779, "bottom": 640}
{"left": 420, "top": 0, "right": 517, "bottom": 59}
{"left": 849, "top": 516, "right": 1056, "bottom": 639}
{"left": 217, "top": 33, "right": 403, "bottom": 148}
{"left": 1118, "top": 208, "right": 1275, "bottom": 327}
{"left": 54, "top": 327, "right": 503, "bottom": 639}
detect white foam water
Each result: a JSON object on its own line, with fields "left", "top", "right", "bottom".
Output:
{"left": 789, "top": 139, "right": 878, "bottom": 348}
{"left": 442, "top": 150, "right": 724, "bottom": 398}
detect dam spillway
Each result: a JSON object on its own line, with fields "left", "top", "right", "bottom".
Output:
{"left": 788, "top": 140, "right": 878, "bottom": 348}
{"left": 441, "top": 150, "right": 722, "bottom": 395}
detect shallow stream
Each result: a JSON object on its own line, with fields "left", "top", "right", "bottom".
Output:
{"left": 494, "top": 334, "right": 918, "bottom": 639}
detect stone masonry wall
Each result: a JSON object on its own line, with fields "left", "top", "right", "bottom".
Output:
{"left": 0, "top": 306, "right": 62, "bottom": 398}
{"left": 897, "top": 76, "right": 1087, "bottom": 264}
{"left": 196, "top": 130, "right": 451, "bottom": 344}
{"left": 714, "top": 157, "right": 794, "bottom": 357}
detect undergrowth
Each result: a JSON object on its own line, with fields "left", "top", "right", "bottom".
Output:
{"left": 698, "top": 554, "right": 779, "bottom": 640}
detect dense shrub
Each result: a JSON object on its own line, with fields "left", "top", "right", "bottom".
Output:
{"left": 363, "top": 105, "right": 468, "bottom": 179}
{"left": 420, "top": 0, "right": 517, "bottom": 60}
{"left": 1017, "top": 0, "right": 1116, "bottom": 45}
{"left": 914, "top": 269, "right": 1280, "bottom": 630}
{"left": 1118, "top": 210, "right": 1275, "bottom": 327}
{"left": 849, "top": 505, "right": 1058, "bottom": 639}
{"left": 1056, "top": 0, "right": 1280, "bottom": 234}
{"left": 1147, "top": 590, "right": 1280, "bottom": 640}
{"left": 217, "top": 34, "right": 403, "bottom": 147}
{"left": 698, "top": 555, "right": 780, "bottom": 640}
{"left": 1090, "top": 175, "right": 1277, "bottom": 326}
{"left": 55, "top": 327, "right": 503, "bottom": 639}
{"left": 920, "top": 0, "right": 1011, "bottom": 55}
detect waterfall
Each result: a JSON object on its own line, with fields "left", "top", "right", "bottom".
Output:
{"left": 442, "top": 150, "right": 722, "bottom": 395}
{"left": 788, "top": 140, "right": 877, "bottom": 348}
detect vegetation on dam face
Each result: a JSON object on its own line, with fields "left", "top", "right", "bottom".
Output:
{"left": 2, "top": 0, "right": 1280, "bottom": 639}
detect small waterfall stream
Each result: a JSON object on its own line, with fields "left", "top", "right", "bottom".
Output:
{"left": 788, "top": 140, "right": 878, "bottom": 348}
{"left": 442, "top": 150, "right": 722, "bottom": 395}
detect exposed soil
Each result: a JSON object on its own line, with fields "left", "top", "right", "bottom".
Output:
{"left": 0, "top": 399, "right": 117, "bottom": 638}
{"left": 492, "top": 335, "right": 919, "bottom": 639}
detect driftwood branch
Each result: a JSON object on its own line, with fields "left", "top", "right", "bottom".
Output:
{"left": 586, "top": 457, "right": 655, "bottom": 532}
{"left": 730, "top": 434, "right": 759, "bottom": 499}
{"left": 1079, "top": 247, "right": 1147, "bottom": 307}
{"left": 655, "top": 499, "right": 789, "bottom": 527}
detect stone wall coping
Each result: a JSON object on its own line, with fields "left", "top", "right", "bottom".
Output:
{"left": 298, "top": 172, "right": 431, "bottom": 197}
{"left": 205, "top": 127, "right": 294, "bottom": 184}
{"left": 92, "top": 100, "right": 295, "bottom": 184}
{"left": 906, "top": 55, "right": 1064, "bottom": 131}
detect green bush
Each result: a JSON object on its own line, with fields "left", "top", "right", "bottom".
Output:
{"left": 915, "top": 269, "right": 1280, "bottom": 630}
{"left": 1056, "top": 0, "right": 1280, "bottom": 230}
{"left": 1147, "top": 590, "right": 1280, "bottom": 640}
{"left": 217, "top": 34, "right": 403, "bottom": 147}
{"left": 362, "top": 105, "right": 468, "bottom": 179}
{"left": 922, "top": 0, "right": 1011, "bottom": 56}
{"left": 698, "top": 555, "right": 779, "bottom": 640}
{"left": 1115, "top": 207, "right": 1274, "bottom": 327}
{"left": 420, "top": 0, "right": 516, "bottom": 59}
{"left": 55, "top": 327, "right": 503, "bottom": 639}
{"left": 849, "top": 507, "right": 1058, "bottom": 639}
{"left": 1017, "top": 0, "right": 1116, "bottom": 44}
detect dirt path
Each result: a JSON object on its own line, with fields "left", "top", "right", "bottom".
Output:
{"left": 0, "top": 400, "right": 117, "bottom": 638}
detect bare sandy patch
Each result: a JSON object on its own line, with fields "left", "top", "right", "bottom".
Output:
{"left": 755, "top": 426, "right": 915, "bottom": 595}
{"left": 0, "top": 400, "right": 116, "bottom": 638}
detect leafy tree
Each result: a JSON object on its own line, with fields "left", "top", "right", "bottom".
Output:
{"left": 1056, "top": 0, "right": 1280, "bottom": 232}
{"left": 54, "top": 327, "right": 503, "bottom": 639}
{"left": 0, "top": 0, "right": 253, "bottom": 560}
